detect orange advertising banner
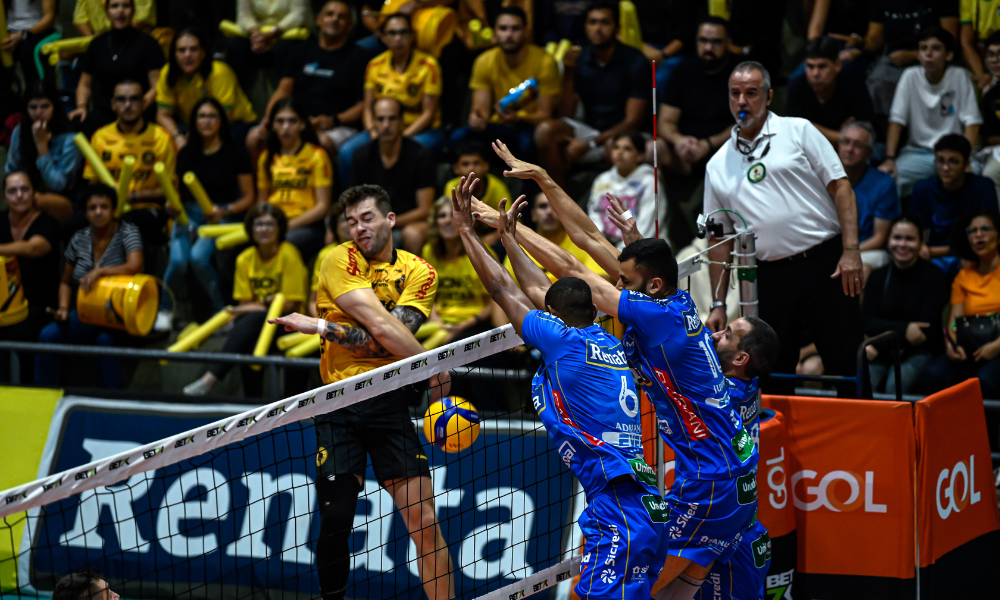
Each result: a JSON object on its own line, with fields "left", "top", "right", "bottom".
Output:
{"left": 763, "top": 395, "right": 916, "bottom": 579}
{"left": 915, "top": 379, "right": 1000, "bottom": 567}
{"left": 758, "top": 410, "right": 795, "bottom": 539}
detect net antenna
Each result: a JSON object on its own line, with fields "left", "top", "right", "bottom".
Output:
{"left": 652, "top": 61, "right": 659, "bottom": 239}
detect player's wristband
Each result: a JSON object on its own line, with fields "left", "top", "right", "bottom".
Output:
{"left": 315, "top": 318, "right": 327, "bottom": 336}
{"left": 619, "top": 209, "right": 634, "bottom": 221}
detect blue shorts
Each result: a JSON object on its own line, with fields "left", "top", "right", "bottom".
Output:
{"left": 665, "top": 472, "right": 758, "bottom": 567}
{"left": 577, "top": 478, "right": 670, "bottom": 599}
{"left": 696, "top": 519, "right": 770, "bottom": 600}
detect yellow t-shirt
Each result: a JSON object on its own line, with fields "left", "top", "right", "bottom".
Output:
{"left": 951, "top": 264, "right": 1000, "bottom": 316}
{"left": 312, "top": 243, "right": 337, "bottom": 292}
{"left": 443, "top": 173, "right": 511, "bottom": 212}
{"left": 364, "top": 49, "right": 442, "bottom": 129}
{"left": 315, "top": 242, "right": 437, "bottom": 384}
{"left": 469, "top": 45, "right": 561, "bottom": 122}
{"left": 84, "top": 122, "right": 176, "bottom": 198}
{"left": 73, "top": 0, "right": 156, "bottom": 31}
{"left": 961, "top": 0, "right": 1000, "bottom": 40}
{"left": 233, "top": 241, "right": 308, "bottom": 304}
{"left": 503, "top": 231, "right": 609, "bottom": 284}
{"left": 156, "top": 60, "right": 257, "bottom": 125}
{"left": 421, "top": 243, "right": 495, "bottom": 324}
{"left": 257, "top": 142, "right": 333, "bottom": 220}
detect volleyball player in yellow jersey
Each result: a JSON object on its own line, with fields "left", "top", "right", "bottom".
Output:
{"left": 258, "top": 99, "right": 333, "bottom": 261}
{"left": 419, "top": 195, "right": 500, "bottom": 348}
{"left": 271, "top": 184, "right": 453, "bottom": 600}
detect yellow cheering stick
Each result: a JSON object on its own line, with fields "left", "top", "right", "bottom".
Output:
{"left": 252, "top": 293, "right": 286, "bottom": 370}
{"left": 216, "top": 229, "right": 250, "bottom": 250}
{"left": 182, "top": 172, "right": 216, "bottom": 215}
{"left": 198, "top": 223, "right": 244, "bottom": 238}
{"left": 166, "top": 308, "right": 233, "bottom": 354}
{"left": 285, "top": 335, "right": 321, "bottom": 358}
{"left": 115, "top": 155, "right": 136, "bottom": 218}
{"left": 218, "top": 20, "right": 309, "bottom": 40}
{"left": 175, "top": 321, "right": 199, "bottom": 344}
{"left": 153, "top": 162, "right": 188, "bottom": 226}
{"left": 41, "top": 36, "right": 93, "bottom": 65}
{"left": 277, "top": 331, "right": 312, "bottom": 351}
{"left": 74, "top": 133, "right": 117, "bottom": 187}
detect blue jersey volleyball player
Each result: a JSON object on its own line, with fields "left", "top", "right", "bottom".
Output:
{"left": 450, "top": 175, "right": 668, "bottom": 598}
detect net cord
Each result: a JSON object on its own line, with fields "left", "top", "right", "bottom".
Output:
{"left": 0, "top": 325, "right": 523, "bottom": 519}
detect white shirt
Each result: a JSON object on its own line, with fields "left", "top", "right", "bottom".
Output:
{"left": 888, "top": 65, "right": 982, "bottom": 151}
{"left": 703, "top": 112, "right": 847, "bottom": 261}
{"left": 588, "top": 163, "right": 663, "bottom": 249}
{"left": 7, "top": 0, "right": 42, "bottom": 31}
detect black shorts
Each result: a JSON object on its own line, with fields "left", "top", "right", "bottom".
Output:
{"left": 314, "top": 388, "right": 431, "bottom": 483}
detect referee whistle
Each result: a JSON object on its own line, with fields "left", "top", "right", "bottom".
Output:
{"left": 739, "top": 111, "right": 748, "bottom": 120}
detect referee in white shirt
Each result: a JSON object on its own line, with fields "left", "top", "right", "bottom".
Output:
{"left": 703, "top": 61, "right": 863, "bottom": 395}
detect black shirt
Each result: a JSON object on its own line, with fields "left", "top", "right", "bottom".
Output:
{"left": 785, "top": 72, "right": 875, "bottom": 132}
{"left": 280, "top": 37, "right": 366, "bottom": 124}
{"left": 0, "top": 211, "right": 61, "bottom": 309}
{"left": 79, "top": 28, "right": 166, "bottom": 114}
{"left": 574, "top": 41, "right": 648, "bottom": 132}
{"left": 870, "top": 0, "right": 956, "bottom": 53}
{"left": 824, "top": 0, "right": 871, "bottom": 37}
{"left": 351, "top": 138, "right": 435, "bottom": 215}
{"left": 660, "top": 56, "right": 734, "bottom": 140}
{"left": 634, "top": 0, "right": 697, "bottom": 50}
{"left": 863, "top": 259, "right": 948, "bottom": 358}
{"left": 981, "top": 83, "right": 1000, "bottom": 142}
{"left": 177, "top": 140, "right": 253, "bottom": 209}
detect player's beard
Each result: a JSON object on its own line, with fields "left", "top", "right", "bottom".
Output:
{"left": 357, "top": 226, "right": 391, "bottom": 259}
{"left": 715, "top": 344, "right": 735, "bottom": 372}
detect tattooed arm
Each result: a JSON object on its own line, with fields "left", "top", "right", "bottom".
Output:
{"left": 324, "top": 305, "right": 426, "bottom": 358}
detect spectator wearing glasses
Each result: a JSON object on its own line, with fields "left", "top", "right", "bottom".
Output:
{"left": 337, "top": 12, "right": 443, "bottom": 184}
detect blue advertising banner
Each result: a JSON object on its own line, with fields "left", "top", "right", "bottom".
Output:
{"left": 21, "top": 398, "right": 577, "bottom": 600}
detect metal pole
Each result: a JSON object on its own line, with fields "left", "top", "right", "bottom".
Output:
{"left": 734, "top": 230, "right": 758, "bottom": 317}
{"left": 9, "top": 351, "right": 20, "bottom": 385}
{"left": 656, "top": 436, "right": 665, "bottom": 496}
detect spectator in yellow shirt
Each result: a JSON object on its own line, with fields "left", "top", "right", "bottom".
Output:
{"left": 336, "top": 13, "right": 444, "bottom": 183}
{"left": 73, "top": 0, "right": 156, "bottom": 36}
{"left": 419, "top": 195, "right": 501, "bottom": 348}
{"left": 960, "top": 0, "right": 1000, "bottom": 91}
{"left": 450, "top": 6, "right": 561, "bottom": 159}
{"left": 183, "top": 203, "right": 308, "bottom": 397}
{"left": 156, "top": 29, "right": 258, "bottom": 149}
{"left": 257, "top": 99, "right": 333, "bottom": 261}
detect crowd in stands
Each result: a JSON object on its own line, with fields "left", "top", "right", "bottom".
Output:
{"left": 4, "top": 0, "right": 1000, "bottom": 402}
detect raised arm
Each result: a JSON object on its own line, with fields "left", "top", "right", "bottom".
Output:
{"left": 492, "top": 140, "right": 622, "bottom": 275}
{"left": 498, "top": 196, "right": 550, "bottom": 310}
{"left": 451, "top": 176, "right": 535, "bottom": 334}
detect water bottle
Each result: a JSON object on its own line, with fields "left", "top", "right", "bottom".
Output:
{"left": 497, "top": 78, "right": 538, "bottom": 113}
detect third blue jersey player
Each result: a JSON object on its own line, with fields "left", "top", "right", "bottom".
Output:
{"left": 449, "top": 176, "right": 669, "bottom": 598}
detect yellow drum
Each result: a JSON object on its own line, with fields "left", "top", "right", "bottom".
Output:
{"left": 381, "top": 0, "right": 457, "bottom": 57}
{"left": 76, "top": 274, "right": 159, "bottom": 336}
{"left": 0, "top": 256, "right": 29, "bottom": 327}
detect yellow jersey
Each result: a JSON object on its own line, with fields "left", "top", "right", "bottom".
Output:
{"left": 315, "top": 242, "right": 437, "bottom": 384}
{"left": 156, "top": 60, "right": 257, "bottom": 125}
{"left": 84, "top": 121, "right": 176, "bottom": 198}
{"left": 364, "top": 49, "right": 442, "bottom": 129}
{"left": 961, "top": 0, "right": 1000, "bottom": 40}
{"left": 469, "top": 45, "right": 561, "bottom": 122}
{"left": 421, "top": 243, "right": 495, "bottom": 324}
{"left": 257, "top": 142, "right": 333, "bottom": 220}
{"left": 443, "top": 173, "right": 511, "bottom": 212}
{"left": 312, "top": 244, "right": 337, "bottom": 292}
{"left": 74, "top": 0, "right": 155, "bottom": 31}
{"left": 233, "top": 241, "right": 308, "bottom": 304}
{"left": 503, "top": 230, "right": 609, "bottom": 284}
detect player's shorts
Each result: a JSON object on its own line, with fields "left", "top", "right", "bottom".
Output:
{"left": 664, "top": 471, "right": 758, "bottom": 567}
{"left": 696, "top": 519, "right": 770, "bottom": 600}
{"left": 577, "top": 476, "right": 670, "bottom": 599}
{"left": 314, "top": 388, "right": 431, "bottom": 483}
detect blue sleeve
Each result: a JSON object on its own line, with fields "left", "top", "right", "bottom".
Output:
{"left": 617, "top": 290, "right": 673, "bottom": 345}
{"left": 5, "top": 125, "right": 21, "bottom": 174}
{"left": 521, "top": 310, "right": 571, "bottom": 362}
{"left": 35, "top": 134, "right": 82, "bottom": 193}
{"left": 874, "top": 178, "right": 901, "bottom": 220}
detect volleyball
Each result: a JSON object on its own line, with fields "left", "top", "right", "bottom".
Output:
{"left": 423, "top": 396, "right": 481, "bottom": 453}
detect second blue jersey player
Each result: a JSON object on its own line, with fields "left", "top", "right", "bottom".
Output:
{"left": 450, "top": 176, "right": 669, "bottom": 598}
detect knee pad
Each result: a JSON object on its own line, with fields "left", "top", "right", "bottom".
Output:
{"left": 315, "top": 474, "right": 362, "bottom": 600}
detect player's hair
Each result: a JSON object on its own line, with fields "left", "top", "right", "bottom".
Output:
{"left": 453, "top": 139, "right": 491, "bottom": 165}
{"left": 699, "top": 16, "right": 730, "bottom": 37}
{"left": 739, "top": 316, "right": 779, "bottom": 378}
{"left": 82, "top": 183, "right": 118, "bottom": 211}
{"left": 244, "top": 202, "right": 288, "bottom": 244}
{"left": 544, "top": 277, "right": 594, "bottom": 327}
{"left": 804, "top": 35, "right": 840, "bottom": 62}
{"left": 840, "top": 121, "right": 876, "bottom": 150}
{"left": 951, "top": 210, "right": 1000, "bottom": 263}
{"left": 339, "top": 184, "right": 393, "bottom": 217}
{"left": 53, "top": 569, "right": 103, "bottom": 600}
{"left": 167, "top": 28, "right": 212, "bottom": 89}
{"left": 586, "top": 1, "right": 619, "bottom": 26}
{"left": 888, "top": 213, "right": 925, "bottom": 242}
{"left": 3, "top": 170, "right": 32, "bottom": 192}
{"left": 987, "top": 30, "right": 1000, "bottom": 48}
{"left": 612, "top": 130, "right": 646, "bottom": 155}
{"left": 263, "top": 98, "right": 322, "bottom": 187}
{"left": 617, "top": 238, "right": 679, "bottom": 289}
{"left": 381, "top": 12, "right": 411, "bottom": 32}
{"left": 730, "top": 61, "right": 771, "bottom": 95}
{"left": 933, "top": 133, "right": 971, "bottom": 162}
{"left": 495, "top": 6, "right": 527, "bottom": 27}
{"left": 918, "top": 26, "right": 955, "bottom": 53}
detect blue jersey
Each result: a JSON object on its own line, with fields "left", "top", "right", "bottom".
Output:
{"left": 522, "top": 310, "right": 657, "bottom": 497}
{"left": 726, "top": 377, "right": 760, "bottom": 446}
{"left": 618, "top": 290, "right": 757, "bottom": 480}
